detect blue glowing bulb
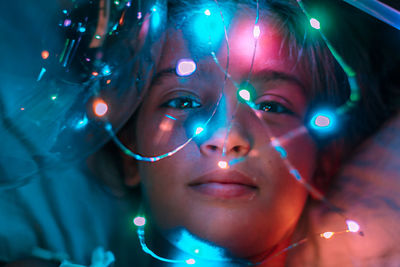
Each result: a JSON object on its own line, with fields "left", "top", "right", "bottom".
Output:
{"left": 238, "top": 89, "right": 251, "bottom": 101}
{"left": 151, "top": 5, "right": 160, "bottom": 29}
{"left": 133, "top": 216, "right": 146, "bottom": 227}
{"left": 176, "top": 59, "right": 197, "bottom": 76}
{"left": 310, "top": 111, "right": 336, "bottom": 132}
{"left": 310, "top": 18, "right": 321, "bottom": 29}
{"left": 194, "top": 126, "right": 204, "bottom": 135}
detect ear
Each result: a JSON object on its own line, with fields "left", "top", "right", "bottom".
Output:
{"left": 119, "top": 147, "right": 141, "bottom": 187}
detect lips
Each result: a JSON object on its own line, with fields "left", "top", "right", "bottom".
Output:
{"left": 188, "top": 170, "right": 258, "bottom": 199}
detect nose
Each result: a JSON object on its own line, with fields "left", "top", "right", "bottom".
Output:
{"left": 200, "top": 122, "right": 251, "bottom": 157}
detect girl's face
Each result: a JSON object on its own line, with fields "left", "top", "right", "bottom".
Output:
{"left": 134, "top": 9, "right": 317, "bottom": 262}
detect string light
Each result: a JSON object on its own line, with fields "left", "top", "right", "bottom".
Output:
{"left": 253, "top": 25, "right": 261, "bottom": 38}
{"left": 133, "top": 216, "right": 146, "bottom": 227}
{"left": 238, "top": 89, "right": 251, "bottom": 101}
{"left": 310, "top": 110, "right": 337, "bottom": 132}
{"left": 217, "top": 160, "right": 229, "bottom": 169}
{"left": 93, "top": 99, "right": 108, "bottom": 117}
{"left": 309, "top": 18, "right": 321, "bottom": 29}
{"left": 41, "top": 50, "right": 49, "bottom": 59}
{"left": 176, "top": 58, "right": 197, "bottom": 76}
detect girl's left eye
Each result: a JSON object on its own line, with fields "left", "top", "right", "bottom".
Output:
{"left": 162, "top": 97, "right": 202, "bottom": 109}
{"left": 255, "top": 101, "right": 293, "bottom": 114}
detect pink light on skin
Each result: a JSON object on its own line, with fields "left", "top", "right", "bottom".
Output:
{"left": 186, "top": 259, "right": 196, "bottom": 265}
{"left": 93, "top": 99, "right": 108, "bottom": 117}
{"left": 218, "top": 161, "right": 229, "bottom": 169}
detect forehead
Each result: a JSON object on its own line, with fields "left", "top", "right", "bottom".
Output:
{"left": 158, "top": 8, "right": 309, "bottom": 88}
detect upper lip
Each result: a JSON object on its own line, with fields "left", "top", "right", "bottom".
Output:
{"left": 188, "top": 170, "right": 258, "bottom": 188}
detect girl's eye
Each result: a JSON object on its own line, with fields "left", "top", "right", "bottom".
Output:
{"left": 255, "top": 101, "right": 293, "bottom": 114}
{"left": 162, "top": 97, "right": 202, "bottom": 109}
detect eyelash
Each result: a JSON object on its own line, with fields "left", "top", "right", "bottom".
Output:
{"left": 254, "top": 101, "right": 293, "bottom": 114}
{"left": 162, "top": 97, "right": 202, "bottom": 109}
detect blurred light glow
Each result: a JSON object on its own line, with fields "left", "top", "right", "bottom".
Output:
{"left": 92, "top": 71, "right": 99, "bottom": 76}
{"left": 41, "top": 50, "right": 49, "bottom": 59}
{"left": 321, "top": 232, "right": 334, "bottom": 239}
{"left": 194, "top": 249, "right": 199, "bottom": 254}
{"left": 63, "top": 19, "right": 71, "bottom": 27}
{"left": 78, "top": 27, "right": 86, "bottom": 33}
{"left": 51, "top": 95, "right": 57, "bottom": 100}
{"left": 95, "top": 35, "right": 101, "bottom": 39}
{"left": 253, "top": 25, "right": 260, "bottom": 38}
{"left": 186, "top": 259, "right": 195, "bottom": 265}
{"left": 176, "top": 59, "right": 197, "bottom": 76}
{"left": 133, "top": 216, "right": 146, "bottom": 227}
{"left": 315, "top": 115, "right": 330, "bottom": 127}
{"left": 151, "top": 6, "right": 161, "bottom": 29}
{"left": 238, "top": 89, "right": 251, "bottom": 101}
{"left": 346, "top": 220, "right": 360, "bottom": 233}
{"left": 93, "top": 99, "right": 108, "bottom": 117}
{"left": 218, "top": 161, "right": 229, "bottom": 169}
{"left": 76, "top": 116, "right": 88, "bottom": 129}
{"left": 310, "top": 18, "right": 321, "bottom": 29}
{"left": 204, "top": 9, "right": 211, "bottom": 16}
{"left": 193, "top": 7, "right": 225, "bottom": 46}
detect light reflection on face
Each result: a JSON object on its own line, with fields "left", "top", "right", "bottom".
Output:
{"left": 133, "top": 8, "right": 317, "bottom": 263}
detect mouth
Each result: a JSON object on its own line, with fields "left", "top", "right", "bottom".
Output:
{"left": 188, "top": 170, "right": 258, "bottom": 199}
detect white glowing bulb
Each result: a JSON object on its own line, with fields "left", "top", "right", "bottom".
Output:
{"left": 218, "top": 161, "right": 229, "bottom": 169}
{"left": 186, "top": 258, "right": 196, "bottom": 265}
{"left": 253, "top": 25, "right": 260, "bottom": 39}
{"left": 346, "top": 220, "right": 360, "bottom": 233}
{"left": 133, "top": 216, "right": 146, "bottom": 227}
{"left": 204, "top": 9, "right": 211, "bottom": 16}
{"left": 321, "top": 232, "right": 334, "bottom": 239}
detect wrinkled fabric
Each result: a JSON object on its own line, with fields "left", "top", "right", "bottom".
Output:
{"left": 289, "top": 112, "right": 400, "bottom": 266}
{"left": 0, "top": 162, "right": 144, "bottom": 266}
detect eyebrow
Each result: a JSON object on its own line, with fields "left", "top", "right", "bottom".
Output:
{"left": 150, "top": 68, "right": 177, "bottom": 86}
{"left": 250, "top": 69, "right": 306, "bottom": 92}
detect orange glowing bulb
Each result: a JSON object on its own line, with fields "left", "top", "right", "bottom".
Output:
{"left": 41, "top": 50, "right": 49, "bottom": 59}
{"left": 93, "top": 99, "right": 108, "bottom": 117}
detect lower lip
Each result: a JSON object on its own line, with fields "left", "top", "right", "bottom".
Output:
{"left": 189, "top": 183, "right": 257, "bottom": 199}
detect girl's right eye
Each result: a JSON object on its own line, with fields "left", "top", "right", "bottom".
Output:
{"left": 161, "top": 97, "right": 202, "bottom": 109}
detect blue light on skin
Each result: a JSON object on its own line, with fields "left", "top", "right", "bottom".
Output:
{"left": 192, "top": 7, "right": 226, "bottom": 47}
{"left": 310, "top": 110, "right": 337, "bottom": 132}
{"left": 151, "top": 5, "right": 161, "bottom": 30}
{"left": 176, "top": 59, "right": 197, "bottom": 77}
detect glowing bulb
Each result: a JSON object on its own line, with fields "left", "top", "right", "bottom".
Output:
{"left": 218, "top": 161, "right": 229, "bottom": 169}
{"left": 238, "top": 89, "right": 251, "bottom": 101}
{"left": 310, "top": 18, "right": 321, "bottom": 29}
{"left": 321, "top": 232, "right": 334, "bottom": 239}
{"left": 253, "top": 25, "right": 260, "bottom": 39}
{"left": 93, "top": 99, "right": 108, "bottom": 117}
{"left": 194, "top": 249, "right": 199, "bottom": 254}
{"left": 51, "top": 95, "right": 57, "bottom": 100}
{"left": 310, "top": 110, "right": 336, "bottom": 132}
{"left": 346, "top": 220, "right": 360, "bottom": 233}
{"left": 315, "top": 115, "right": 330, "bottom": 127}
{"left": 204, "top": 9, "right": 211, "bottom": 16}
{"left": 176, "top": 59, "right": 197, "bottom": 76}
{"left": 133, "top": 216, "right": 146, "bottom": 227}
{"left": 186, "top": 258, "right": 195, "bottom": 265}
{"left": 195, "top": 126, "right": 204, "bottom": 135}
{"left": 41, "top": 50, "right": 49, "bottom": 59}
{"left": 92, "top": 71, "right": 99, "bottom": 76}
{"left": 78, "top": 27, "right": 86, "bottom": 33}
{"left": 95, "top": 35, "right": 101, "bottom": 39}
